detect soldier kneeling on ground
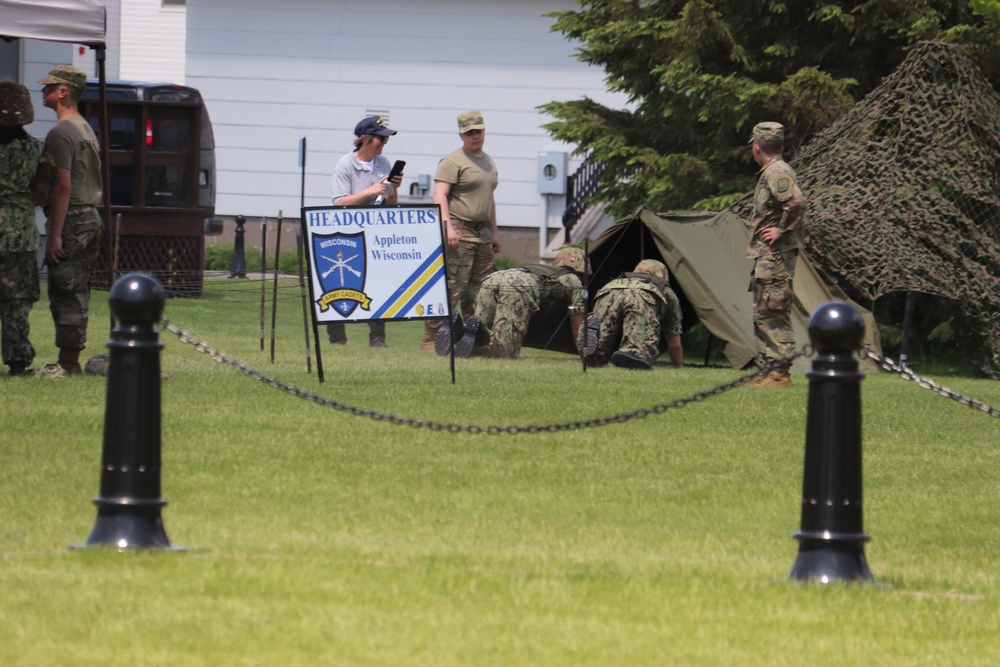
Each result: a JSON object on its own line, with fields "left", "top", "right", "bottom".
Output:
{"left": 578, "top": 259, "right": 684, "bottom": 371}
{"left": 436, "top": 247, "right": 589, "bottom": 360}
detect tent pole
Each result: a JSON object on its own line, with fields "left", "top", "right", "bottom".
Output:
{"left": 899, "top": 291, "right": 915, "bottom": 369}
{"left": 96, "top": 47, "right": 113, "bottom": 333}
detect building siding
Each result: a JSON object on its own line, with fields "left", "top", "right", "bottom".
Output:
{"left": 186, "top": 0, "right": 625, "bottom": 254}
{"left": 120, "top": 0, "right": 186, "bottom": 83}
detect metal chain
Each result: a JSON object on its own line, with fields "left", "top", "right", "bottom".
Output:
{"left": 861, "top": 347, "right": 1000, "bottom": 418}
{"left": 162, "top": 321, "right": 807, "bottom": 435}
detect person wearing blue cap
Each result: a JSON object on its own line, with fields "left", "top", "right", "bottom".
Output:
{"left": 326, "top": 115, "right": 404, "bottom": 347}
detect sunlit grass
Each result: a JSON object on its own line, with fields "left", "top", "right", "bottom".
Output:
{"left": 1, "top": 277, "right": 997, "bottom": 666}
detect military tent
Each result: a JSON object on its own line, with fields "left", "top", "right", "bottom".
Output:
{"left": 523, "top": 207, "right": 881, "bottom": 372}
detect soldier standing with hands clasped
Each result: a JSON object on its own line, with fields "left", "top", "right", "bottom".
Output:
{"left": 745, "top": 122, "right": 806, "bottom": 388}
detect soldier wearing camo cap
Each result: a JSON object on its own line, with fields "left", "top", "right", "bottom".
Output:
{"left": 38, "top": 65, "right": 103, "bottom": 376}
{"left": 437, "top": 247, "right": 588, "bottom": 360}
{"left": 745, "top": 121, "right": 806, "bottom": 388}
{"left": 0, "top": 82, "right": 43, "bottom": 376}
{"left": 578, "top": 258, "right": 684, "bottom": 370}
{"left": 420, "top": 110, "right": 502, "bottom": 351}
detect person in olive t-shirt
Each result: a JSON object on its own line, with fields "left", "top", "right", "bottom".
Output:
{"left": 38, "top": 65, "right": 102, "bottom": 376}
{"left": 419, "top": 110, "right": 501, "bottom": 350}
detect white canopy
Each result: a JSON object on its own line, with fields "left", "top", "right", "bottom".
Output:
{"left": 0, "top": 0, "right": 106, "bottom": 46}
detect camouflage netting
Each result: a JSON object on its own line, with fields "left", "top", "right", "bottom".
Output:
{"left": 737, "top": 41, "right": 1000, "bottom": 378}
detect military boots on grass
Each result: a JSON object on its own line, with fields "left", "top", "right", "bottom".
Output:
{"left": 435, "top": 315, "right": 489, "bottom": 358}
{"left": 746, "top": 365, "right": 792, "bottom": 388}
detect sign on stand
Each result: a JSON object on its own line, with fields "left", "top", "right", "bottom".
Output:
{"left": 300, "top": 204, "right": 450, "bottom": 382}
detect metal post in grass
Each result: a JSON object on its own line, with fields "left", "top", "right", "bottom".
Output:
{"left": 789, "top": 301, "right": 873, "bottom": 583}
{"left": 230, "top": 214, "right": 248, "bottom": 279}
{"left": 74, "top": 273, "right": 182, "bottom": 551}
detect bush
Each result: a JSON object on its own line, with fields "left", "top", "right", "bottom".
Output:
{"left": 204, "top": 244, "right": 303, "bottom": 275}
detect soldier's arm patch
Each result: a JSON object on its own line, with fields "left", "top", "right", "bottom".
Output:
{"left": 776, "top": 178, "right": 790, "bottom": 194}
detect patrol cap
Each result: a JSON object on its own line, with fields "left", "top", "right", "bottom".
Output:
{"left": 634, "top": 259, "right": 669, "bottom": 283}
{"left": 0, "top": 82, "right": 34, "bottom": 127}
{"left": 37, "top": 65, "right": 87, "bottom": 91}
{"left": 354, "top": 115, "right": 397, "bottom": 137}
{"left": 458, "top": 110, "right": 485, "bottom": 133}
{"left": 553, "top": 247, "right": 590, "bottom": 274}
{"left": 749, "top": 122, "right": 785, "bottom": 144}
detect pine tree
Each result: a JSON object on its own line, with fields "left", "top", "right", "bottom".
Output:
{"left": 541, "top": 0, "right": 1000, "bottom": 216}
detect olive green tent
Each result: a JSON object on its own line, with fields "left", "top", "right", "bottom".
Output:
{"left": 524, "top": 206, "right": 881, "bottom": 372}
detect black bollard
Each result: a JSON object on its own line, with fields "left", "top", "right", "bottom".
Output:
{"left": 73, "top": 273, "right": 182, "bottom": 551}
{"left": 788, "top": 301, "right": 874, "bottom": 583}
{"left": 229, "top": 214, "right": 248, "bottom": 279}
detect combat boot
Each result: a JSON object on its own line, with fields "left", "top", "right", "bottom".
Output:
{"left": 611, "top": 350, "right": 652, "bottom": 370}
{"left": 435, "top": 316, "right": 466, "bottom": 356}
{"left": 455, "top": 316, "right": 489, "bottom": 358}
{"left": 747, "top": 367, "right": 792, "bottom": 388}
{"left": 769, "top": 366, "right": 793, "bottom": 387}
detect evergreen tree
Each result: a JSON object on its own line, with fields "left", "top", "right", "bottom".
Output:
{"left": 541, "top": 0, "right": 1000, "bottom": 215}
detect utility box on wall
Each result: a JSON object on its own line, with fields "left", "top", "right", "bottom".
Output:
{"left": 537, "top": 152, "right": 567, "bottom": 195}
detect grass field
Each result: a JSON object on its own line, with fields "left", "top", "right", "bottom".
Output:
{"left": 1, "top": 276, "right": 998, "bottom": 666}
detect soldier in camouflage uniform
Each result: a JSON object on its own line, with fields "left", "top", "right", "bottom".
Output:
{"left": 745, "top": 122, "right": 806, "bottom": 388}
{"left": 38, "top": 65, "right": 103, "bottom": 376}
{"left": 437, "top": 247, "right": 587, "bottom": 359}
{"left": 420, "top": 110, "right": 501, "bottom": 351}
{"left": 0, "top": 82, "right": 43, "bottom": 376}
{"left": 579, "top": 259, "right": 683, "bottom": 370}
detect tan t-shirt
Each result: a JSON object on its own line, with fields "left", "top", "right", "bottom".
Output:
{"left": 44, "top": 115, "right": 102, "bottom": 207}
{"left": 434, "top": 148, "right": 498, "bottom": 224}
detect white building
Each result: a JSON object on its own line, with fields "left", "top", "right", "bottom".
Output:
{"left": 72, "top": 0, "right": 187, "bottom": 84}
{"left": 185, "top": 0, "right": 625, "bottom": 259}
{"left": 6, "top": 0, "right": 624, "bottom": 261}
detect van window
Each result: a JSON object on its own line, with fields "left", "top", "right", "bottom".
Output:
{"left": 80, "top": 79, "right": 218, "bottom": 297}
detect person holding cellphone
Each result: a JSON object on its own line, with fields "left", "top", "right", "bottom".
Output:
{"left": 327, "top": 115, "right": 403, "bottom": 347}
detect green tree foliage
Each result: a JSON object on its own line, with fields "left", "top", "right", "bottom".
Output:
{"left": 541, "top": 0, "right": 1000, "bottom": 216}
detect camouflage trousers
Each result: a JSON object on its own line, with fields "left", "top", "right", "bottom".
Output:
{"left": 425, "top": 222, "right": 494, "bottom": 337}
{"left": 751, "top": 250, "right": 797, "bottom": 363}
{"left": 474, "top": 269, "right": 540, "bottom": 359}
{"left": 591, "top": 287, "right": 663, "bottom": 366}
{"left": 0, "top": 251, "right": 40, "bottom": 366}
{"left": 47, "top": 214, "right": 101, "bottom": 350}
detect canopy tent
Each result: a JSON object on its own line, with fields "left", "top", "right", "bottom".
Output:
{"left": 524, "top": 207, "right": 881, "bottom": 372}
{"left": 2, "top": 0, "right": 112, "bottom": 292}
{"left": 0, "top": 0, "right": 106, "bottom": 45}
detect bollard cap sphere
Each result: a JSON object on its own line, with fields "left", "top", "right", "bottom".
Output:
{"left": 109, "top": 273, "right": 166, "bottom": 325}
{"left": 808, "top": 301, "right": 865, "bottom": 353}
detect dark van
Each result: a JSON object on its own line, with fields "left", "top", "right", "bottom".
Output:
{"left": 79, "top": 79, "right": 220, "bottom": 296}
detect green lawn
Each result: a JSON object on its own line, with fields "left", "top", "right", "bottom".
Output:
{"left": 1, "top": 277, "right": 997, "bottom": 666}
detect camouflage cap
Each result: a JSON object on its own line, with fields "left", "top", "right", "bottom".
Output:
{"left": 553, "top": 247, "right": 590, "bottom": 274}
{"left": 458, "top": 110, "right": 485, "bottom": 133}
{"left": 37, "top": 65, "right": 86, "bottom": 91}
{"left": 634, "top": 259, "right": 669, "bottom": 283}
{"left": 749, "top": 122, "right": 784, "bottom": 144}
{"left": 0, "top": 82, "right": 34, "bottom": 127}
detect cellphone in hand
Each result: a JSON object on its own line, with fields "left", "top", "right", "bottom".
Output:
{"left": 386, "top": 160, "right": 406, "bottom": 181}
